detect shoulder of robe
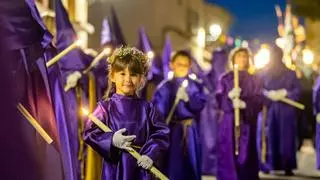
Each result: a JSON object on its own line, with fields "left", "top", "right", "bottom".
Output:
{"left": 219, "top": 70, "right": 233, "bottom": 81}
{"left": 155, "top": 79, "right": 171, "bottom": 91}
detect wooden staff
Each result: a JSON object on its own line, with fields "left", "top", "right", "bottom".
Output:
{"left": 17, "top": 103, "right": 53, "bottom": 144}
{"left": 261, "top": 106, "right": 268, "bottom": 163}
{"left": 233, "top": 64, "right": 240, "bottom": 156}
{"left": 281, "top": 98, "right": 305, "bottom": 110}
{"left": 76, "top": 86, "right": 85, "bottom": 180}
{"left": 82, "top": 48, "right": 111, "bottom": 74}
{"left": 165, "top": 80, "right": 189, "bottom": 124}
{"left": 82, "top": 109, "right": 169, "bottom": 180}
{"left": 85, "top": 73, "right": 103, "bottom": 180}
{"left": 64, "top": 48, "right": 110, "bottom": 92}
{"left": 263, "top": 90, "right": 305, "bottom": 110}
{"left": 46, "top": 40, "right": 82, "bottom": 68}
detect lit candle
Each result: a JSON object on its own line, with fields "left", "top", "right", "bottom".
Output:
{"left": 46, "top": 39, "right": 82, "bottom": 68}
{"left": 17, "top": 103, "right": 53, "bottom": 144}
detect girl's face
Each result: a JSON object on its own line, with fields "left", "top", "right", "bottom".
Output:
{"left": 111, "top": 67, "right": 142, "bottom": 96}
{"left": 234, "top": 51, "right": 249, "bottom": 70}
{"left": 170, "top": 56, "right": 191, "bottom": 78}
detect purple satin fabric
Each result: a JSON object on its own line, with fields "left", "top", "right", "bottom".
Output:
{"left": 313, "top": 76, "right": 320, "bottom": 169}
{"left": 84, "top": 94, "right": 169, "bottom": 180}
{"left": 257, "top": 69, "right": 300, "bottom": 171}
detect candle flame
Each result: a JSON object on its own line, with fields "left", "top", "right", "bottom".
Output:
{"left": 81, "top": 108, "right": 89, "bottom": 115}
{"left": 147, "top": 51, "right": 154, "bottom": 59}
{"left": 104, "top": 47, "right": 112, "bottom": 55}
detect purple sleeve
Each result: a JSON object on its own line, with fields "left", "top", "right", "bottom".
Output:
{"left": 215, "top": 76, "right": 233, "bottom": 111}
{"left": 83, "top": 104, "right": 120, "bottom": 161}
{"left": 313, "top": 78, "right": 320, "bottom": 115}
{"left": 287, "top": 71, "right": 301, "bottom": 101}
{"left": 140, "top": 104, "right": 170, "bottom": 165}
{"left": 186, "top": 82, "right": 206, "bottom": 113}
{"left": 152, "top": 85, "right": 171, "bottom": 119}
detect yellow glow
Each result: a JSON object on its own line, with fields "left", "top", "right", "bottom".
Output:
{"left": 147, "top": 51, "right": 154, "bottom": 59}
{"left": 209, "top": 24, "right": 222, "bottom": 38}
{"left": 104, "top": 47, "right": 112, "bottom": 56}
{"left": 81, "top": 108, "right": 89, "bottom": 115}
{"left": 302, "top": 48, "right": 314, "bottom": 65}
{"left": 254, "top": 47, "right": 270, "bottom": 69}
{"left": 275, "top": 37, "right": 285, "bottom": 49}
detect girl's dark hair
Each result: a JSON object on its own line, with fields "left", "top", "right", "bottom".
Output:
{"left": 104, "top": 47, "right": 149, "bottom": 99}
{"left": 171, "top": 50, "right": 192, "bottom": 63}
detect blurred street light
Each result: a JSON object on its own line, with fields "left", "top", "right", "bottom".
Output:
{"left": 242, "top": 40, "right": 249, "bottom": 48}
{"left": 302, "top": 48, "right": 314, "bottom": 65}
{"left": 147, "top": 51, "right": 154, "bottom": 59}
{"left": 275, "top": 37, "right": 285, "bottom": 49}
{"left": 209, "top": 24, "right": 222, "bottom": 37}
{"left": 209, "top": 24, "right": 222, "bottom": 41}
{"left": 254, "top": 47, "right": 270, "bottom": 69}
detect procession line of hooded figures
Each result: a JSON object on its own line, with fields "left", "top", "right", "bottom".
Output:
{"left": 1, "top": 1, "right": 320, "bottom": 180}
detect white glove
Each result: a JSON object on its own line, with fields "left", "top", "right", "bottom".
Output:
{"left": 317, "top": 113, "right": 320, "bottom": 123}
{"left": 112, "top": 128, "right": 136, "bottom": 150}
{"left": 266, "top": 90, "right": 281, "bottom": 101}
{"left": 266, "top": 89, "right": 288, "bottom": 101}
{"left": 277, "top": 89, "right": 288, "bottom": 99}
{"left": 66, "top": 71, "right": 82, "bottom": 89}
{"left": 137, "top": 155, "right": 153, "bottom": 169}
{"left": 232, "top": 98, "right": 246, "bottom": 109}
{"left": 176, "top": 87, "right": 189, "bottom": 102}
{"left": 228, "top": 87, "right": 241, "bottom": 99}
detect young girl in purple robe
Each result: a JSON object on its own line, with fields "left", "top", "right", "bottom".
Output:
{"left": 84, "top": 47, "right": 170, "bottom": 180}
{"left": 153, "top": 50, "right": 206, "bottom": 180}
{"left": 216, "top": 47, "right": 264, "bottom": 180}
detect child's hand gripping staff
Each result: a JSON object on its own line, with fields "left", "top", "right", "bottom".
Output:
{"left": 165, "top": 80, "right": 189, "bottom": 124}
{"left": 263, "top": 89, "right": 305, "bottom": 110}
{"left": 82, "top": 108, "right": 169, "bottom": 180}
{"left": 64, "top": 48, "right": 111, "bottom": 92}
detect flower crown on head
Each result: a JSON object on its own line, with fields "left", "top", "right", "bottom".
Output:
{"left": 107, "top": 46, "right": 150, "bottom": 75}
{"left": 107, "top": 46, "right": 148, "bottom": 65}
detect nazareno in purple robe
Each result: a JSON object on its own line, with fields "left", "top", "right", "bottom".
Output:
{"left": 0, "top": 0, "right": 64, "bottom": 179}
{"left": 256, "top": 46, "right": 301, "bottom": 173}
{"left": 216, "top": 71, "right": 264, "bottom": 180}
{"left": 84, "top": 93, "right": 170, "bottom": 180}
{"left": 153, "top": 77, "right": 206, "bottom": 180}
{"left": 199, "top": 48, "right": 228, "bottom": 175}
{"left": 313, "top": 76, "right": 320, "bottom": 169}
